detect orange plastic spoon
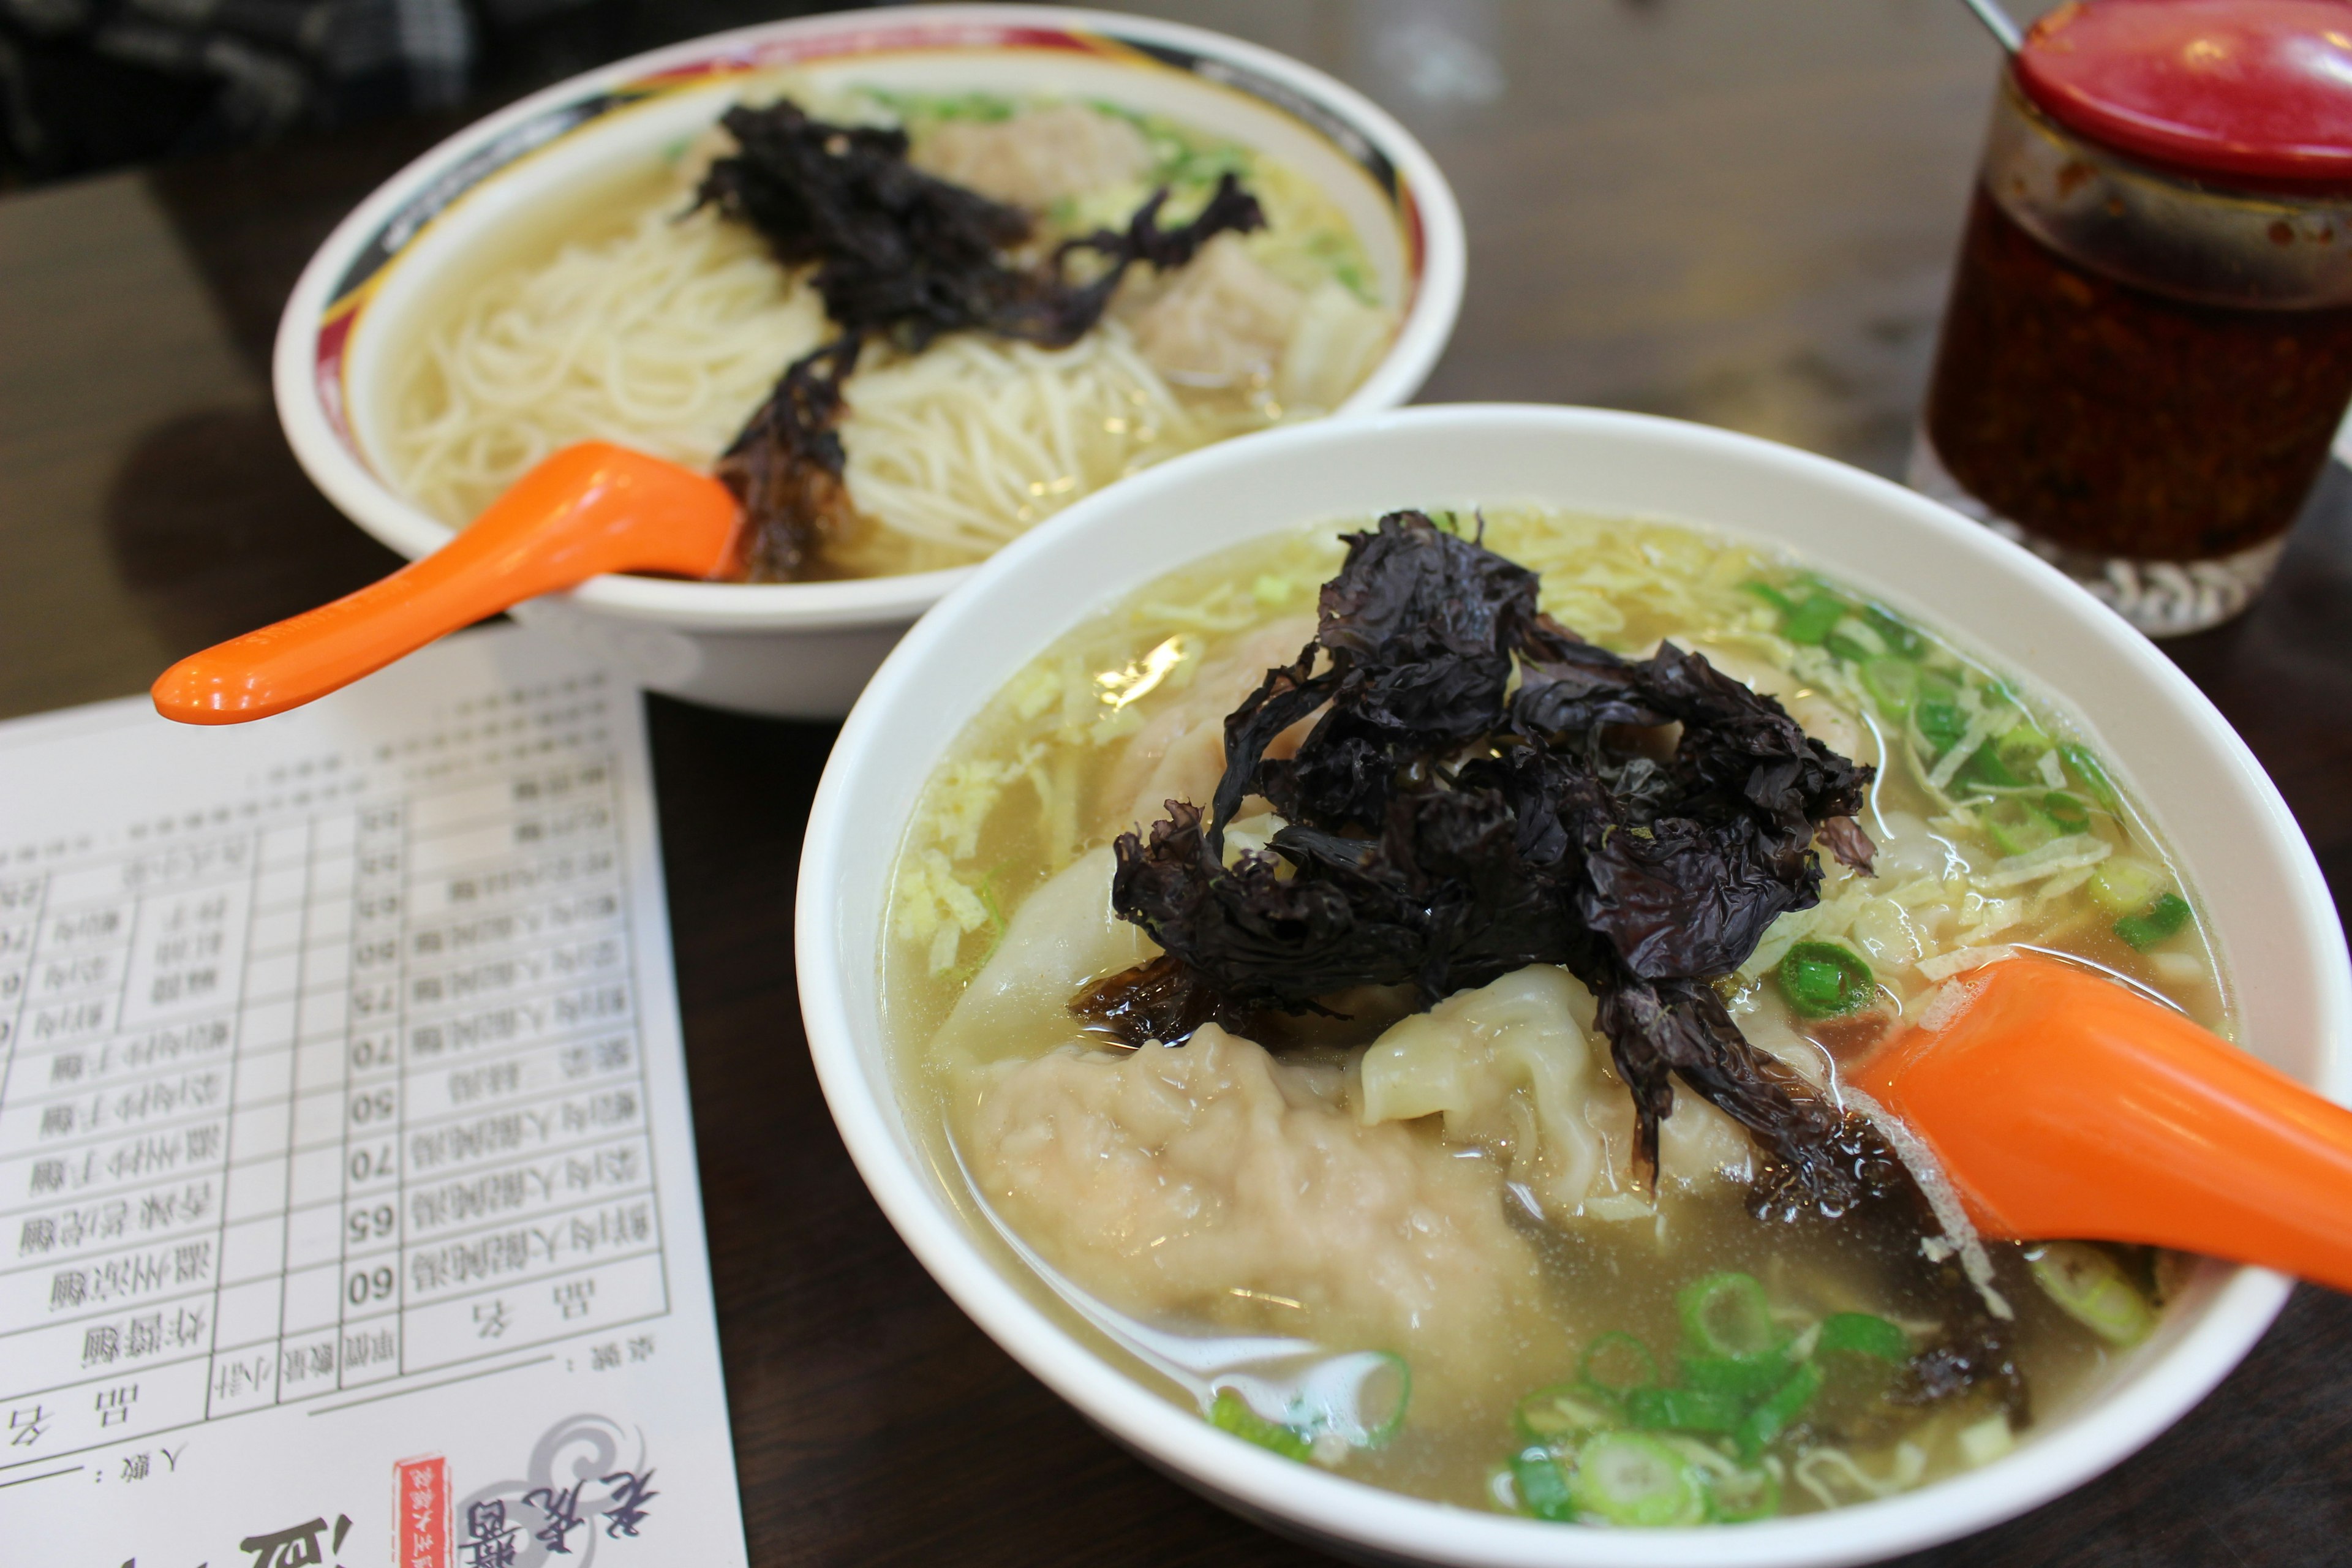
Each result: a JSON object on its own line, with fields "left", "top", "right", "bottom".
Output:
{"left": 152, "top": 442, "right": 739, "bottom": 725}
{"left": 1852, "top": 952, "right": 2352, "bottom": 1292}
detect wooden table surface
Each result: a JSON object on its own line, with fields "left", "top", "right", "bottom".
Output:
{"left": 3, "top": 2, "right": 2349, "bottom": 1562}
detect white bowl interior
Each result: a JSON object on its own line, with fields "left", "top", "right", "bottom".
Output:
{"left": 278, "top": 6, "right": 1464, "bottom": 631}
{"left": 800, "top": 405, "right": 2349, "bottom": 1567}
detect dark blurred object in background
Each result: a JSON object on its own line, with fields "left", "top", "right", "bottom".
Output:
{"left": 0, "top": 0, "right": 873, "bottom": 187}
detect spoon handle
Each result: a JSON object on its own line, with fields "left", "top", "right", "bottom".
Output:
{"left": 1858, "top": 955, "right": 2352, "bottom": 1292}
{"left": 153, "top": 443, "right": 738, "bottom": 725}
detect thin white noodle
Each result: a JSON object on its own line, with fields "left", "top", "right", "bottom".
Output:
{"left": 839, "top": 322, "right": 1245, "bottom": 554}
{"left": 388, "top": 203, "right": 826, "bottom": 524}
{"left": 388, "top": 167, "right": 1393, "bottom": 567}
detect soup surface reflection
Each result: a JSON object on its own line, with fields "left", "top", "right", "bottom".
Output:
{"left": 884, "top": 509, "right": 2224, "bottom": 1525}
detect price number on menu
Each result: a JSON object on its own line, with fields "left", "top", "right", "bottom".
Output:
{"left": 347, "top": 1264, "right": 398, "bottom": 1308}
{"left": 349, "top": 1143, "right": 398, "bottom": 1185}
{"left": 347, "top": 1202, "right": 399, "bottom": 1246}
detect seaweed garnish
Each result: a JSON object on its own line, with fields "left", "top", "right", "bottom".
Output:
{"left": 714, "top": 333, "right": 859, "bottom": 581}
{"left": 1079, "top": 510, "right": 1887, "bottom": 1214}
{"left": 692, "top": 99, "right": 1267, "bottom": 579}
{"left": 1065, "top": 508, "right": 2043, "bottom": 1406}
{"left": 1069, "top": 949, "right": 1245, "bottom": 1052}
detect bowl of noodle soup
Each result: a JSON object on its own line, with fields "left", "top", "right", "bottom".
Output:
{"left": 273, "top": 5, "right": 1463, "bottom": 716}
{"left": 796, "top": 404, "right": 2348, "bottom": 1564}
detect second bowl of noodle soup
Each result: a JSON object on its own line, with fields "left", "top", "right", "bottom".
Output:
{"left": 274, "top": 6, "right": 1462, "bottom": 715}
{"left": 797, "top": 404, "right": 2349, "bottom": 1566}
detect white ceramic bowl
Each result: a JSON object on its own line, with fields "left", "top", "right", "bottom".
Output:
{"left": 797, "top": 404, "right": 2352, "bottom": 1566}
{"left": 273, "top": 4, "right": 1464, "bottom": 718}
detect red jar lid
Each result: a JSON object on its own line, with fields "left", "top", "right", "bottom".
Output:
{"left": 2016, "top": 0, "right": 2352, "bottom": 184}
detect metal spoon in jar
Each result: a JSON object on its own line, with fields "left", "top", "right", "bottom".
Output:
{"left": 1958, "top": 0, "right": 2022, "bottom": 53}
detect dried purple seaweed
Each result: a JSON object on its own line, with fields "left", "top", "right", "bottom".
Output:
{"left": 1084, "top": 510, "right": 1884, "bottom": 1210}
{"left": 1066, "top": 509, "right": 2038, "bottom": 1409}
{"left": 713, "top": 333, "right": 859, "bottom": 581}
{"left": 691, "top": 99, "right": 1267, "bottom": 579}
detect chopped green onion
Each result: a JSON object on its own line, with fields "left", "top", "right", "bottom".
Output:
{"left": 1739, "top": 579, "right": 1796, "bottom": 616}
{"left": 1515, "top": 1383, "right": 1620, "bottom": 1446}
{"left": 2060, "top": 742, "right": 2123, "bottom": 814}
{"left": 1816, "top": 1312, "right": 1910, "bottom": 1361}
{"left": 1704, "top": 1464, "right": 1782, "bottom": 1523}
{"left": 1355, "top": 1352, "right": 1412, "bottom": 1446}
{"left": 1209, "top": 1390, "right": 1311, "bottom": 1461}
{"left": 1959, "top": 739, "right": 2030, "bottom": 790}
{"left": 1777, "top": 941, "right": 1875, "bottom": 1019}
{"left": 2040, "top": 791, "right": 2092, "bottom": 834}
{"left": 1678, "top": 1273, "right": 1780, "bottom": 1357}
{"left": 1580, "top": 1331, "right": 1660, "bottom": 1395}
{"left": 1916, "top": 697, "right": 1969, "bottom": 752}
{"left": 2088, "top": 856, "right": 2167, "bottom": 915}
{"left": 1861, "top": 657, "right": 1922, "bottom": 718}
{"left": 2114, "top": 892, "right": 2193, "bottom": 951}
{"left": 2028, "top": 1243, "right": 2157, "bottom": 1346}
{"left": 1624, "top": 1385, "right": 1745, "bottom": 1434}
{"left": 1863, "top": 606, "right": 1926, "bottom": 658}
{"left": 1835, "top": 616, "right": 1887, "bottom": 655}
{"left": 1678, "top": 1349, "right": 1792, "bottom": 1403}
{"left": 1983, "top": 797, "right": 2062, "bottom": 856}
{"left": 1825, "top": 631, "right": 1877, "bottom": 665}
{"left": 1567, "top": 1431, "right": 1709, "bottom": 1528}
{"left": 1994, "top": 722, "right": 2055, "bottom": 774}
{"left": 1510, "top": 1446, "right": 1577, "bottom": 1521}
{"left": 1825, "top": 616, "right": 1887, "bottom": 664}
{"left": 1735, "top": 1362, "right": 1823, "bottom": 1461}
{"left": 1286, "top": 1350, "right": 1411, "bottom": 1449}
{"left": 1782, "top": 594, "right": 1848, "bottom": 646}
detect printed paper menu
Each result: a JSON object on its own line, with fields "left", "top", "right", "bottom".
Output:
{"left": 0, "top": 627, "right": 747, "bottom": 1568}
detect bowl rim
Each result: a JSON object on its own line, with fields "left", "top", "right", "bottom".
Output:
{"left": 796, "top": 402, "right": 2348, "bottom": 1567}
{"left": 270, "top": 2, "right": 1468, "bottom": 631}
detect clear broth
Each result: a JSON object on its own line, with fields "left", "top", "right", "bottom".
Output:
{"left": 883, "top": 510, "right": 2225, "bottom": 1520}
{"left": 380, "top": 89, "right": 1396, "bottom": 579}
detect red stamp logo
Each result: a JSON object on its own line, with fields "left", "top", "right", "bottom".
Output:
{"left": 395, "top": 1454, "right": 451, "bottom": 1568}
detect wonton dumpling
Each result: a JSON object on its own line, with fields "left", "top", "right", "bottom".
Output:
{"left": 1276, "top": 281, "right": 1393, "bottom": 412}
{"left": 1097, "top": 617, "right": 1314, "bottom": 835}
{"left": 1359, "top": 966, "right": 1753, "bottom": 1222}
{"left": 1693, "top": 642, "right": 1877, "bottom": 769}
{"left": 963, "top": 1023, "right": 1564, "bottom": 1412}
{"left": 933, "top": 846, "right": 1148, "bottom": 1061}
{"left": 1130, "top": 235, "right": 1303, "bottom": 385}
{"left": 914, "top": 103, "right": 1153, "bottom": 210}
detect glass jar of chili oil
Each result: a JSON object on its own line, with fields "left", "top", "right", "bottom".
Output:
{"left": 1912, "top": 0, "right": 2352, "bottom": 635}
